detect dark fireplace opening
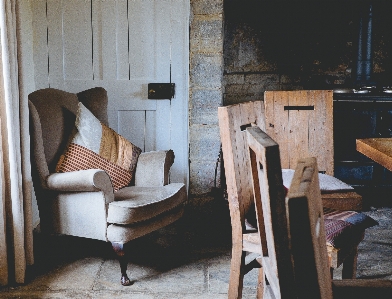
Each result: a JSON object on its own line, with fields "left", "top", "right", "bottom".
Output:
{"left": 224, "top": 0, "right": 392, "bottom": 206}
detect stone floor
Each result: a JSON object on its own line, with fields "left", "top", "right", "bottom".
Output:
{"left": 0, "top": 200, "right": 391, "bottom": 299}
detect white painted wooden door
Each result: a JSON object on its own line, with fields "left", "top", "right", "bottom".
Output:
{"left": 29, "top": 0, "right": 189, "bottom": 185}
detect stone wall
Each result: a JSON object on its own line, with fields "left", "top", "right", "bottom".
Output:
{"left": 187, "top": 0, "right": 392, "bottom": 206}
{"left": 223, "top": 1, "right": 392, "bottom": 105}
{"left": 189, "top": 0, "right": 224, "bottom": 205}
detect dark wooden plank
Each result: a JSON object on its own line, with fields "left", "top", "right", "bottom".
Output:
{"left": 287, "top": 157, "right": 333, "bottom": 299}
{"left": 356, "top": 138, "right": 392, "bottom": 172}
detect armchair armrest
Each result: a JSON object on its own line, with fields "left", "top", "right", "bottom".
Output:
{"left": 46, "top": 169, "right": 114, "bottom": 203}
{"left": 135, "top": 150, "right": 174, "bottom": 187}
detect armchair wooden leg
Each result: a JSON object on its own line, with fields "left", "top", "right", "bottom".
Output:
{"left": 342, "top": 247, "right": 358, "bottom": 279}
{"left": 111, "top": 242, "right": 132, "bottom": 286}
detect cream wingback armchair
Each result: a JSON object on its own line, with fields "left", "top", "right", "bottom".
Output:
{"left": 28, "top": 87, "right": 187, "bottom": 286}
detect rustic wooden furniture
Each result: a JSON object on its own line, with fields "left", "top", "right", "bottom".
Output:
{"left": 219, "top": 102, "right": 365, "bottom": 298}
{"left": 264, "top": 90, "right": 363, "bottom": 211}
{"left": 357, "top": 138, "right": 392, "bottom": 171}
{"left": 218, "top": 101, "right": 266, "bottom": 299}
{"left": 246, "top": 129, "right": 392, "bottom": 299}
{"left": 287, "top": 157, "right": 392, "bottom": 299}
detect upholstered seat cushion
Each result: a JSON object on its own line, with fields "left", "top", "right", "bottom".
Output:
{"left": 282, "top": 169, "right": 354, "bottom": 192}
{"left": 107, "top": 183, "right": 186, "bottom": 225}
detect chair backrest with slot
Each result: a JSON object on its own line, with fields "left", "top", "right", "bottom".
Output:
{"left": 264, "top": 90, "right": 334, "bottom": 175}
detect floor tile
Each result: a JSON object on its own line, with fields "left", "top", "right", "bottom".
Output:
{"left": 18, "top": 258, "right": 103, "bottom": 291}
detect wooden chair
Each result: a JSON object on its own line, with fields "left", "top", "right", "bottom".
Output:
{"left": 218, "top": 101, "right": 266, "bottom": 299}
{"left": 264, "top": 90, "right": 363, "bottom": 212}
{"left": 246, "top": 127, "right": 392, "bottom": 298}
{"left": 219, "top": 100, "right": 365, "bottom": 292}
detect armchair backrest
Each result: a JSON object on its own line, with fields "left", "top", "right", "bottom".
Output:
{"left": 28, "top": 87, "right": 109, "bottom": 188}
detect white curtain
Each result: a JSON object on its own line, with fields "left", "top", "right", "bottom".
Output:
{"left": 0, "top": 0, "right": 33, "bottom": 285}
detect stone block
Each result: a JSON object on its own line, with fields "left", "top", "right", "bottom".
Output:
{"left": 189, "top": 160, "right": 221, "bottom": 195}
{"left": 223, "top": 93, "right": 263, "bottom": 106}
{"left": 190, "top": 89, "right": 222, "bottom": 125}
{"left": 280, "top": 74, "right": 302, "bottom": 84}
{"left": 187, "top": 194, "right": 216, "bottom": 208}
{"left": 190, "top": 54, "right": 223, "bottom": 89}
{"left": 245, "top": 73, "right": 279, "bottom": 85}
{"left": 224, "top": 83, "right": 263, "bottom": 95}
{"left": 189, "top": 124, "right": 221, "bottom": 161}
{"left": 190, "top": 17, "right": 223, "bottom": 54}
{"left": 191, "top": 0, "right": 223, "bottom": 15}
{"left": 223, "top": 73, "right": 245, "bottom": 85}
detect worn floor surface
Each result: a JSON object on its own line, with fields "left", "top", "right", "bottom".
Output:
{"left": 1, "top": 200, "right": 391, "bottom": 299}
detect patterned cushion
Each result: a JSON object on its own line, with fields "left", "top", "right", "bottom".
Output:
{"left": 56, "top": 103, "right": 142, "bottom": 191}
{"left": 323, "top": 208, "right": 378, "bottom": 248}
{"left": 57, "top": 143, "right": 133, "bottom": 191}
{"left": 323, "top": 208, "right": 379, "bottom": 230}
{"left": 324, "top": 219, "right": 356, "bottom": 248}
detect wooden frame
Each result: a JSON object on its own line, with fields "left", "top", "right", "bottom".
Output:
{"left": 287, "top": 157, "right": 392, "bottom": 299}
{"left": 219, "top": 100, "right": 368, "bottom": 297}
{"left": 247, "top": 129, "right": 392, "bottom": 298}
{"left": 218, "top": 101, "right": 265, "bottom": 299}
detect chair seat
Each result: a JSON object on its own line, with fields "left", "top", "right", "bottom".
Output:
{"left": 282, "top": 169, "right": 354, "bottom": 192}
{"left": 282, "top": 169, "right": 363, "bottom": 211}
{"left": 107, "top": 183, "right": 186, "bottom": 225}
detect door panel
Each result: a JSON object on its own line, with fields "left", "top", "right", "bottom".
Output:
{"left": 31, "top": 0, "right": 49, "bottom": 89}
{"left": 62, "top": 0, "right": 93, "bottom": 81}
{"left": 119, "top": 111, "right": 146, "bottom": 151}
{"left": 118, "top": 110, "right": 156, "bottom": 152}
{"left": 30, "top": 0, "right": 189, "bottom": 186}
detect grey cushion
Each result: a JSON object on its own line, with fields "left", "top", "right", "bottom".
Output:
{"left": 107, "top": 206, "right": 184, "bottom": 243}
{"left": 107, "top": 183, "right": 186, "bottom": 225}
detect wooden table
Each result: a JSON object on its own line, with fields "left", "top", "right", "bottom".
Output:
{"left": 356, "top": 138, "right": 392, "bottom": 171}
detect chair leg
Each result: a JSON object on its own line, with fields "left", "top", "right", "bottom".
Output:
{"left": 228, "top": 244, "right": 246, "bottom": 299}
{"left": 256, "top": 267, "right": 264, "bottom": 299}
{"left": 342, "top": 247, "right": 358, "bottom": 279}
{"left": 111, "top": 242, "right": 132, "bottom": 286}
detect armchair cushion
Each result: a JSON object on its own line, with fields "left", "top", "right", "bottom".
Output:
{"left": 73, "top": 102, "right": 141, "bottom": 170}
{"left": 56, "top": 103, "right": 142, "bottom": 191}
{"left": 56, "top": 143, "right": 133, "bottom": 191}
{"left": 107, "top": 183, "right": 186, "bottom": 224}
